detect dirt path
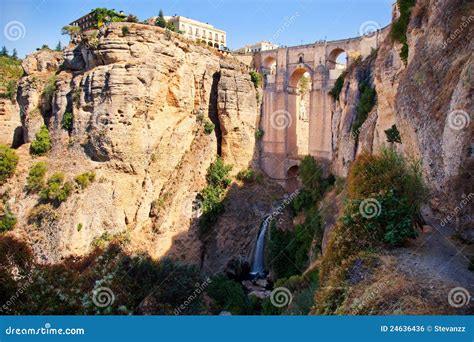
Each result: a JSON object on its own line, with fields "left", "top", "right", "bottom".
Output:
{"left": 392, "top": 207, "right": 474, "bottom": 293}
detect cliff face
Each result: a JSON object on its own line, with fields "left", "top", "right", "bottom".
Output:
{"left": 331, "top": 0, "right": 473, "bottom": 241}
{"left": 3, "top": 23, "right": 261, "bottom": 263}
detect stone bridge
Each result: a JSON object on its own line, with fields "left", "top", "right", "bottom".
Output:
{"left": 239, "top": 27, "right": 390, "bottom": 190}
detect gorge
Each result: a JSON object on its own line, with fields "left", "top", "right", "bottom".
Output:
{"left": 0, "top": 0, "right": 472, "bottom": 315}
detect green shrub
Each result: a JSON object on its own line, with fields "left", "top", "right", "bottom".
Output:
{"left": 249, "top": 71, "right": 262, "bottom": 88}
{"left": 26, "top": 162, "right": 48, "bottom": 193}
{"left": 199, "top": 157, "right": 232, "bottom": 235}
{"left": 74, "top": 172, "right": 96, "bottom": 189}
{"left": 352, "top": 82, "right": 376, "bottom": 137}
{"left": 77, "top": 223, "right": 83, "bottom": 232}
{"left": 255, "top": 129, "right": 264, "bottom": 140}
{"left": 61, "top": 112, "right": 73, "bottom": 132}
{"left": 290, "top": 189, "right": 314, "bottom": 216}
{"left": 203, "top": 120, "right": 215, "bottom": 135}
{"left": 0, "top": 203, "right": 16, "bottom": 233}
{"left": 0, "top": 55, "right": 23, "bottom": 100}
{"left": 206, "top": 274, "right": 249, "bottom": 314}
{"left": 206, "top": 157, "right": 232, "bottom": 188}
{"left": 42, "top": 75, "right": 57, "bottom": 105}
{"left": 329, "top": 71, "right": 346, "bottom": 101}
{"left": 30, "top": 125, "right": 52, "bottom": 156}
{"left": 121, "top": 26, "right": 130, "bottom": 36}
{"left": 299, "top": 155, "right": 323, "bottom": 202}
{"left": 39, "top": 172, "right": 73, "bottom": 205}
{"left": 236, "top": 168, "right": 255, "bottom": 182}
{"left": 391, "top": 0, "right": 416, "bottom": 64}
{"left": 385, "top": 124, "right": 402, "bottom": 144}
{"left": 0, "top": 144, "right": 19, "bottom": 185}
{"left": 320, "top": 147, "right": 425, "bottom": 283}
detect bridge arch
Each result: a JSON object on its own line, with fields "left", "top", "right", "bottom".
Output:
{"left": 286, "top": 165, "right": 300, "bottom": 192}
{"left": 327, "top": 47, "right": 348, "bottom": 70}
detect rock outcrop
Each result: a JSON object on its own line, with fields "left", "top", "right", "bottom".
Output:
{"left": 330, "top": 0, "right": 473, "bottom": 241}
{"left": 4, "top": 23, "right": 262, "bottom": 263}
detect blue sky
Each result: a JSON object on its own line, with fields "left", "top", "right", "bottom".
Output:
{"left": 1, "top": 0, "right": 393, "bottom": 58}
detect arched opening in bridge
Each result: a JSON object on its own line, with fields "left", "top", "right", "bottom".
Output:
{"left": 286, "top": 165, "right": 300, "bottom": 193}
{"left": 288, "top": 67, "right": 311, "bottom": 157}
{"left": 262, "top": 56, "right": 277, "bottom": 75}
{"left": 327, "top": 48, "right": 347, "bottom": 79}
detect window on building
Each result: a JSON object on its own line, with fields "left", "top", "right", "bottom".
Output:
{"left": 195, "top": 28, "right": 199, "bottom": 36}
{"left": 215, "top": 33, "right": 218, "bottom": 40}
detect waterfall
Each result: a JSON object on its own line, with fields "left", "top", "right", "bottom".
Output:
{"left": 250, "top": 216, "right": 271, "bottom": 278}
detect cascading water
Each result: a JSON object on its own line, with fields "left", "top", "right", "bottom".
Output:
{"left": 250, "top": 216, "right": 271, "bottom": 278}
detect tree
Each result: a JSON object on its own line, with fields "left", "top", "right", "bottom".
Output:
{"left": 0, "top": 46, "right": 8, "bottom": 57}
{"left": 11, "top": 49, "right": 18, "bottom": 59}
{"left": 55, "top": 41, "right": 62, "bottom": 52}
{"left": 41, "top": 44, "right": 50, "bottom": 50}
{"left": 155, "top": 9, "right": 166, "bottom": 28}
{"left": 61, "top": 25, "right": 80, "bottom": 36}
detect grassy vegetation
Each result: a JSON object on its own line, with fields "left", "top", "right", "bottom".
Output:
{"left": 30, "top": 125, "right": 52, "bottom": 156}
{"left": 255, "top": 128, "right": 264, "bottom": 140}
{"left": 329, "top": 71, "right": 346, "bottom": 101}
{"left": 74, "top": 172, "right": 96, "bottom": 190}
{"left": 0, "top": 55, "right": 23, "bottom": 101}
{"left": 351, "top": 81, "right": 376, "bottom": 138}
{"left": 0, "top": 197, "right": 16, "bottom": 233}
{"left": 0, "top": 238, "right": 204, "bottom": 314}
{"left": 199, "top": 157, "right": 232, "bottom": 235}
{"left": 206, "top": 274, "right": 253, "bottom": 314}
{"left": 391, "top": 0, "right": 416, "bottom": 64}
{"left": 249, "top": 71, "right": 263, "bottom": 88}
{"left": 203, "top": 120, "right": 215, "bottom": 135}
{"left": 26, "top": 162, "right": 48, "bottom": 193}
{"left": 0, "top": 144, "right": 19, "bottom": 185}
{"left": 42, "top": 75, "right": 57, "bottom": 106}
{"left": 61, "top": 112, "right": 73, "bottom": 132}
{"left": 39, "top": 172, "right": 74, "bottom": 205}
{"left": 314, "top": 147, "right": 425, "bottom": 314}
{"left": 236, "top": 168, "right": 255, "bottom": 183}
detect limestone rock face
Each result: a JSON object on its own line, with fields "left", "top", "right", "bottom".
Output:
{"left": 6, "top": 23, "right": 260, "bottom": 263}
{"left": 0, "top": 99, "right": 21, "bottom": 146}
{"left": 331, "top": 0, "right": 473, "bottom": 240}
{"left": 16, "top": 49, "right": 63, "bottom": 142}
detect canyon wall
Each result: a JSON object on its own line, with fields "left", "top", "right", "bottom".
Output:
{"left": 331, "top": 0, "right": 473, "bottom": 241}
{"left": 1, "top": 23, "right": 262, "bottom": 264}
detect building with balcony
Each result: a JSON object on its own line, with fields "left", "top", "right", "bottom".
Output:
{"left": 236, "top": 41, "right": 279, "bottom": 53}
{"left": 69, "top": 9, "right": 126, "bottom": 31}
{"left": 164, "top": 15, "right": 227, "bottom": 48}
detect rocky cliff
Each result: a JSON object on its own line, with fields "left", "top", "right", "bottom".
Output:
{"left": 331, "top": 0, "right": 473, "bottom": 241}
{"left": 1, "top": 23, "right": 263, "bottom": 264}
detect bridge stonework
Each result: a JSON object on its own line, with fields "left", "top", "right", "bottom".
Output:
{"left": 240, "top": 27, "right": 390, "bottom": 190}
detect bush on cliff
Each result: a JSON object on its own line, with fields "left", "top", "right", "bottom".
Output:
{"left": 26, "top": 162, "right": 48, "bottom": 193}
{"left": 30, "top": 125, "right": 52, "bottom": 156}
{"left": 315, "top": 147, "right": 425, "bottom": 314}
{"left": 0, "top": 144, "right": 19, "bottom": 185}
